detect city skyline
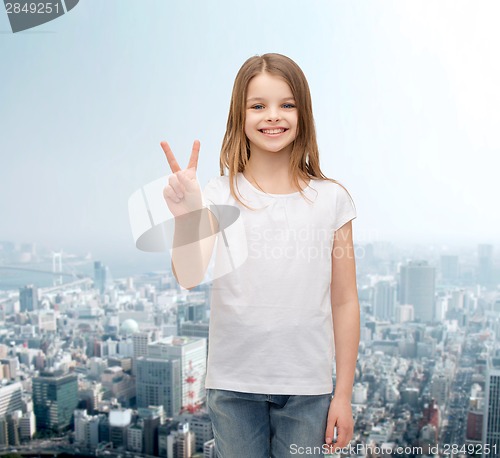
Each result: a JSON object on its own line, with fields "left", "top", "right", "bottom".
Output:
{"left": 0, "top": 234, "right": 499, "bottom": 455}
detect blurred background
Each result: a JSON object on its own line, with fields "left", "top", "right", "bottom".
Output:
{"left": 1, "top": 1, "right": 499, "bottom": 457}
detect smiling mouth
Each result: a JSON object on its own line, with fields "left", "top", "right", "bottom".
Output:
{"left": 259, "top": 128, "right": 288, "bottom": 136}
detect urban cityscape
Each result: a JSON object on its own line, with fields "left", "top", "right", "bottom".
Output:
{"left": 0, "top": 239, "right": 499, "bottom": 458}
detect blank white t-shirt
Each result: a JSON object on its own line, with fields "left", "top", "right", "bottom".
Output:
{"left": 202, "top": 172, "right": 357, "bottom": 395}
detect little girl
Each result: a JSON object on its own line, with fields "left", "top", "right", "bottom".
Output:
{"left": 161, "top": 53, "right": 360, "bottom": 457}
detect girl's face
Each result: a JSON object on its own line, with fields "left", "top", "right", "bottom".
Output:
{"left": 244, "top": 72, "right": 298, "bottom": 157}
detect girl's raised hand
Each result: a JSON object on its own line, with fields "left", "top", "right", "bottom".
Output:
{"left": 161, "top": 140, "right": 203, "bottom": 217}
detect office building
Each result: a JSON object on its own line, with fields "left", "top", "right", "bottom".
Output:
{"left": 0, "top": 382, "right": 23, "bottom": 417}
{"left": 483, "top": 356, "right": 500, "bottom": 457}
{"left": 94, "top": 261, "right": 108, "bottom": 295}
{"left": 127, "top": 422, "right": 143, "bottom": 453}
{"left": 440, "top": 255, "right": 459, "bottom": 283}
{"left": 373, "top": 280, "right": 397, "bottom": 320}
{"left": 399, "top": 261, "right": 436, "bottom": 323}
{"left": 109, "top": 408, "right": 132, "bottom": 448}
{"left": 74, "top": 409, "right": 100, "bottom": 451}
{"left": 18, "top": 411, "right": 36, "bottom": 440}
{"left": 148, "top": 336, "right": 207, "bottom": 411}
{"left": 136, "top": 357, "right": 181, "bottom": 417}
{"left": 477, "top": 244, "right": 494, "bottom": 288}
{"left": 188, "top": 413, "right": 214, "bottom": 453}
{"left": 20, "top": 284, "right": 38, "bottom": 312}
{"left": 32, "top": 370, "right": 78, "bottom": 432}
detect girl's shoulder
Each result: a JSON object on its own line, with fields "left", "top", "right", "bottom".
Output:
{"left": 310, "top": 177, "right": 356, "bottom": 206}
{"left": 202, "top": 175, "right": 231, "bottom": 205}
{"left": 310, "top": 177, "right": 351, "bottom": 193}
{"left": 203, "top": 174, "right": 230, "bottom": 191}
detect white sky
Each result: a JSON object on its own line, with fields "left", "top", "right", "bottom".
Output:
{"left": 1, "top": 0, "right": 499, "bottom": 266}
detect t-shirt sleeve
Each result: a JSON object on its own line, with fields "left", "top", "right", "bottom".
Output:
{"left": 202, "top": 177, "right": 223, "bottom": 224}
{"left": 333, "top": 183, "right": 357, "bottom": 232}
{"left": 202, "top": 178, "right": 219, "bottom": 207}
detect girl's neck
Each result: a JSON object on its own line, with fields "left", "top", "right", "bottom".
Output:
{"left": 244, "top": 158, "right": 289, "bottom": 183}
{"left": 243, "top": 156, "right": 308, "bottom": 194}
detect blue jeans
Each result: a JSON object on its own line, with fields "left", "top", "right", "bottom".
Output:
{"left": 206, "top": 388, "right": 334, "bottom": 457}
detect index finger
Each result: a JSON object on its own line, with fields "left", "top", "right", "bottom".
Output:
{"left": 187, "top": 139, "right": 200, "bottom": 170}
{"left": 160, "top": 141, "right": 181, "bottom": 173}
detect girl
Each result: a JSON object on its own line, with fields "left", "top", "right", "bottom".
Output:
{"left": 161, "top": 53, "right": 359, "bottom": 457}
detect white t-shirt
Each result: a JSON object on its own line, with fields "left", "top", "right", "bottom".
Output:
{"left": 202, "top": 172, "right": 357, "bottom": 395}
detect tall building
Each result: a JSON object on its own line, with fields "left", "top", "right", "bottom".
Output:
{"left": 466, "top": 396, "right": 483, "bottom": 444}
{"left": 204, "top": 438, "right": 216, "bottom": 457}
{"left": 18, "top": 411, "right": 36, "bottom": 441}
{"left": 133, "top": 331, "right": 156, "bottom": 360}
{"left": 189, "top": 413, "right": 214, "bottom": 453}
{"left": 430, "top": 372, "right": 449, "bottom": 406}
{"left": 32, "top": 370, "right": 78, "bottom": 432}
{"left": 373, "top": 280, "right": 396, "bottom": 320}
{"left": 135, "top": 357, "right": 181, "bottom": 417}
{"left": 143, "top": 417, "right": 160, "bottom": 456}
{"left": 109, "top": 409, "right": 132, "bottom": 448}
{"left": 78, "top": 380, "right": 103, "bottom": 413}
{"left": 177, "top": 301, "right": 206, "bottom": 328}
{"left": 127, "top": 422, "right": 143, "bottom": 453}
{"left": 477, "top": 244, "right": 494, "bottom": 288}
{"left": 93, "top": 261, "right": 108, "bottom": 295}
{"left": 399, "top": 261, "right": 436, "bottom": 323}
{"left": 0, "top": 417, "right": 7, "bottom": 446}
{"left": 168, "top": 422, "right": 196, "bottom": 458}
{"left": 483, "top": 356, "right": 500, "bottom": 457}
{"left": 0, "top": 358, "right": 18, "bottom": 382}
{"left": 74, "top": 409, "right": 100, "bottom": 451}
{"left": 158, "top": 420, "right": 180, "bottom": 457}
{"left": 440, "top": 255, "right": 459, "bottom": 283}
{"left": 19, "top": 284, "right": 38, "bottom": 312}
{"left": 4, "top": 411, "right": 21, "bottom": 446}
{"left": 138, "top": 406, "right": 164, "bottom": 456}
{"left": 148, "top": 336, "right": 207, "bottom": 412}
{"left": 0, "top": 382, "right": 23, "bottom": 417}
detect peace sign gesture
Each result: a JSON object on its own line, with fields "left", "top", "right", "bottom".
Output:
{"left": 161, "top": 139, "right": 203, "bottom": 217}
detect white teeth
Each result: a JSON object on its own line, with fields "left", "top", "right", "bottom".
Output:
{"left": 261, "top": 129, "right": 286, "bottom": 134}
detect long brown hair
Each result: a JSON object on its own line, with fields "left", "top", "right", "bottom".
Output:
{"left": 219, "top": 53, "right": 354, "bottom": 211}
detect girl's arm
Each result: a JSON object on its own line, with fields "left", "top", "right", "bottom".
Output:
{"left": 330, "top": 220, "right": 360, "bottom": 399}
{"left": 160, "top": 139, "right": 220, "bottom": 290}
{"left": 325, "top": 220, "right": 359, "bottom": 450}
{"left": 171, "top": 208, "right": 219, "bottom": 290}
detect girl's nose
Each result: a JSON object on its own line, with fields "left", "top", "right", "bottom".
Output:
{"left": 266, "top": 112, "right": 281, "bottom": 122}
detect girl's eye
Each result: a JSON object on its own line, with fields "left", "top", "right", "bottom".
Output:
{"left": 283, "top": 103, "right": 296, "bottom": 109}
{"left": 252, "top": 104, "right": 264, "bottom": 110}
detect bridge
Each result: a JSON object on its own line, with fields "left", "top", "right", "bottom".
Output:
{"left": 0, "top": 266, "right": 81, "bottom": 277}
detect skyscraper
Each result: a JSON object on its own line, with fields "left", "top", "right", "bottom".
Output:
{"left": 148, "top": 336, "right": 207, "bottom": 411}
{"left": 483, "top": 356, "right": 500, "bottom": 457}
{"left": 133, "top": 331, "right": 156, "bottom": 360}
{"left": 0, "top": 382, "right": 23, "bottom": 417}
{"left": 440, "top": 255, "right": 459, "bottom": 284}
{"left": 19, "top": 285, "right": 38, "bottom": 312}
{"left": 373, "top": 280, "right": 396, "bottom": 320}
{"left": 93, "top": 261, "right": 108, "bottom": 295}
{"left": 477, "top": 244, "right": 494, "bottom": 288}
{"left": 135, "top": 357, "right": 181, "bottom": 417}
{"left": 32, "top": 370, "right": 78, "bottom": 432}
{"left": 399, "top": 261, "right": 436, "bottom": 323}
